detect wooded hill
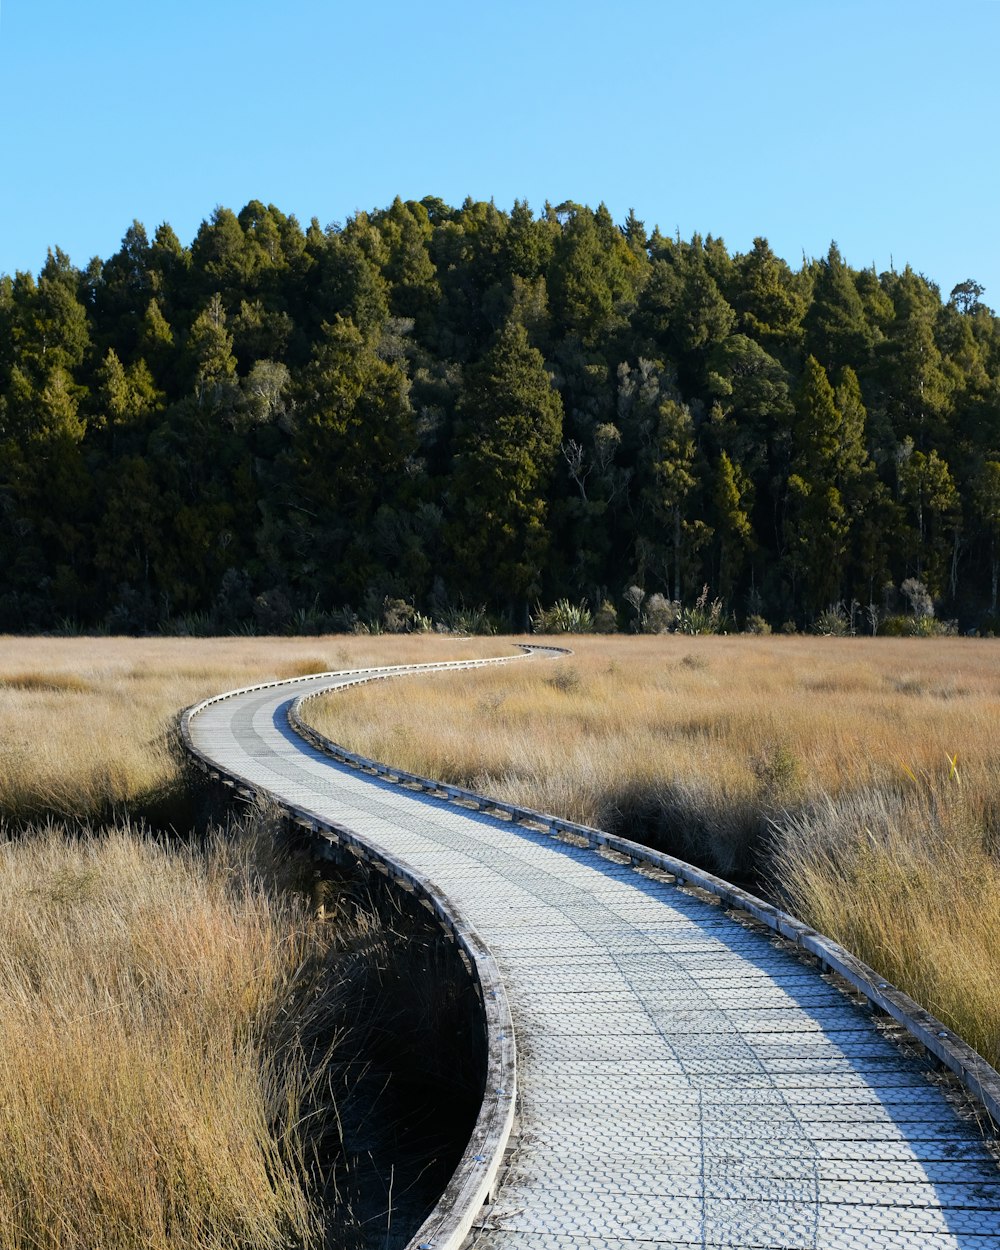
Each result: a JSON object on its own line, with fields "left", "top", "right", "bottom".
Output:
{"left": 2, "top": 197, "right": 998, "bottom": 634}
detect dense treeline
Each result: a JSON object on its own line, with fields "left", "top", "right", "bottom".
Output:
{"left": 2, "top": 196, "right": 999, "bottom": 634}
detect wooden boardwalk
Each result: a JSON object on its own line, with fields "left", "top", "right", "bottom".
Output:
{"left": 182, "top": 650, "right": 1000, "bottom": 1250}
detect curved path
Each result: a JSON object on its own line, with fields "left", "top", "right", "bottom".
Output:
{"left": 182, "top": 648, "right": 1000, "bottom": 1250}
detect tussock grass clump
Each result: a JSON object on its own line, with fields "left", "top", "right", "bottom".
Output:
{"left": 770, "top": 783, "right": 1000, "bottom": 1065}
{"left": 0, "top": 822, "right": 327, "bottom": 1250}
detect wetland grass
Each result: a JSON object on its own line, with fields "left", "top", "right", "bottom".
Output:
{"left": 303, "top": 634, "right": 1000, "bottom": 1066}
{"left": 0, "top": 633, "right": 501, "bottom": 1249}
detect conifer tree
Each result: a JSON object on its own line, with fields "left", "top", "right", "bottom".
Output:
{"left": 712, "top": 450, "right": 754, "bottom": 601}
{"left": 804, "top": 243, "right": 874, "bottom": 375}
{"left": 732, "top": 237, "right": 805, "bottom": 361}
{"left": 784, "top": 356, "right": 851, "bottom": 609}
{"left": 450, "top": 319, "right": 563, "bottom": 617}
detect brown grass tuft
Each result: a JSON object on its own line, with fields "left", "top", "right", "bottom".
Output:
{"left": 1, "top": 671, "right": 92, "bottom": 693}
{"left": 0, "top": 822, "right": 325, "bottom": 1250}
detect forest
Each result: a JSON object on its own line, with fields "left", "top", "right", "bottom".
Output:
{"left": 1, "top": 196, "right": 998, "bottom": 635}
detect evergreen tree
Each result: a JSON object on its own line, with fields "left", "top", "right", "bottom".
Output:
{"left": 712, "top": 450, "right": 754, "bottom": 602}
{"left": 784, "top": 357, "right": 852, "bottom": 609}
{"left": 548, "top": 203, "right": 643, "bottom": 347}
{"left": 897, "top": 442, "right": 960, "bottom": 597}
{"left": 450, "top": 319, "right": 563, "bottom": 618}
{"left": 294, "top": 316, "right": 418, "bottom": 602}
{"left": 187, "top": 293, "right": 238, "bottom": 410}
{"left": 1, "top": 194, "right": 999, "bottom": 631}
{"left": 879, "top": 267, "right": 953, "bottom": 451}
{"left": 804, "top": 243, "right": 874, "bottom": 375}
{"left": 973, "top": 461, "right": 1000, "bottom": 613}
{"left": 731, "top": 237, "right": 805, "bottom": 362}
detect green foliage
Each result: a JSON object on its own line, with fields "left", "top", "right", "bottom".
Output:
{"left": 744, "top": 614, "right": 771, "bottom": 635}
{"left": 677, "top": 585, "right": 728, "bottom": 635}
{"left": 0, "top": 195, "right": 998, "bottom": 633}
{"left": 531, "top": 598, "right": 594, "bottom": 634}
{"left": 804, "top": 242, "right": 874, "bottom": 373}
{"left": 813, "top": 604, "right": 850, "bottom": 636}
{"left": 436, "top": 602, "right": 496, "bottom": 636}
{"left": 450, "top": 319, "right": 563, "bottom": 609}
{"left": 592, "top": 599, "right": 620, "bottom": 633}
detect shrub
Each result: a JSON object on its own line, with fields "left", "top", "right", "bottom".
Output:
{"left": 643, "top": 593, "right": 681, "bottom": 634}
{"left": 880, "top": 613, "right": 909, "bottom": 637}
{"left": 813, "top": 604, "right": 849, "bottom": 637}
{"left": 623, "top": 585, "right": 646, "bottom": 632}
{"left": 592, "top": 600, "right": 619, "bottom": 633}
{"left": 880, "top": 613, "right": 958, "bottom": 638}
{"left": 531, "top": 599, "right": 594, "bottom": 634}
{"left": 381, "top": 597, "right": 416, "bottom": 633}
{"left": 744, "top": 614, "right": 771, "bottom": 636}
{"left": 549, "top": 664, "right": 582, "bottom": 692}
{"left": 901, "top": 577, "right": 935, "bottom": 620}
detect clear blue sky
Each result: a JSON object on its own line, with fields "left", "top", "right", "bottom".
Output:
{"left": 2, "top": 0, "right": 998, "bottom": 304}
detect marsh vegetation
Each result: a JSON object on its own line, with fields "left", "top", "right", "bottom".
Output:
{"left": 3, "top": 630, "right": 999, "bottom": 1247}
{"left": 0, "top": 634, "right": 499, "bottom": 1250}
{"left": 304, "top": 634, "right": 1000, "bottom": 1067}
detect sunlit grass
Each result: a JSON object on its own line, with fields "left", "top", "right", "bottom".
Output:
{"left": 0, "top": 822, "right": 328, "bottom": 1250}
{"left": 0, "top": 634, "right": 504, "bottom": 825}
{"left": 303, "top": 633, "right": 1000, "bottom": 1066}
{"left": 0, "top": 632, "right": 506, "bottom": 1248}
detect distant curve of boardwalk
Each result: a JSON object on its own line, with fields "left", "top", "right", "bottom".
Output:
{"left": 185, "top": 650, "right": 1000, "bottom": 1250}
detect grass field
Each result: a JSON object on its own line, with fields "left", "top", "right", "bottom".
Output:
{"left": 302, "top": 634, "right": 1000, "bottom": 1067}
{"left": 3, "top": 629, "right": 999, "bottom": 1245}
{"left": 0, "top": 817, "right": 341, "bottom": 1250}
{"left": 0, "top": 634, "right": 501, "bottom": 827}
{"left": 0, "top": 633, "right": 501, "bottom": 1250}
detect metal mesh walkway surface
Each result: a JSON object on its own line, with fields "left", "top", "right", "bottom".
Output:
{"left": 184, "top": 655, "right": 1000, "bottom": 1250}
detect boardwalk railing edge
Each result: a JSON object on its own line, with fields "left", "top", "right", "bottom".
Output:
{"left": 179, "top": 644, "right": 565, "bottom": 1250}
{"left": 288, "top": 651, "right": 1000, "bottom": 1135}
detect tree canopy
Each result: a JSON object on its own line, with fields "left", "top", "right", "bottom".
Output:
{"left": 1, "top": 199, "right": 998, "bottom": 633}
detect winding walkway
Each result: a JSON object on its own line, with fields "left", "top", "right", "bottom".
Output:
{"left": 182, "top": 648, "right": 1000, "bottom": 1250}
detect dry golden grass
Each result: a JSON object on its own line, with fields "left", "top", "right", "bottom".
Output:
{"left": 0, "top": 633, "right": 506, "bottom": 1247}
{"left": 303, "top": 633, "right": 1000, "bottom": 1066}
{"left": 0, "top": 822, "right": 327, "bottom": 1250}
{"left": 771, "top": 790, "right": 1000, "bottom": 1065}
{"left": 305, "top": 635, "right": 1000, "bottom": 862}
{"left": 0, "top": 634, "right": 503, "bottom": 825}
{"left": 5, "top": 629, "right": 1000, "bottom": 1112}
